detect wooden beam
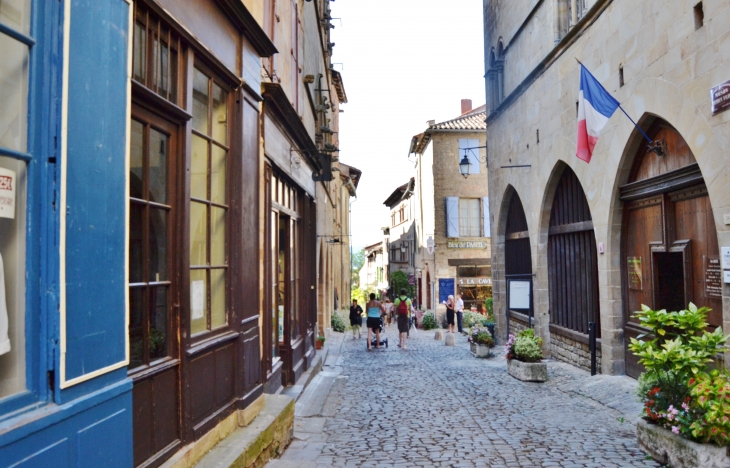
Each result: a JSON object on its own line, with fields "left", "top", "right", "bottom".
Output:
{"left": 548, "top": 220, "right": 594, "bottom": 235}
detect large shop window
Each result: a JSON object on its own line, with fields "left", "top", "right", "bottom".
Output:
{"left": 190, "top": 67, "right": 229, "bottom": 335}
{"left": 0, "top": 0, "right": 32, "bottom": 401}
{"left": 457, "top": 266, "right": 492, "bottom": 312}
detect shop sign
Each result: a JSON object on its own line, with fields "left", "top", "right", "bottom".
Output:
{"left": 627, "top": 257, "right": 642, "bottom": 290}
{"left": 458, "top": 277, "right": 492, "bottom": 286}
{"left": 704, "top": 256, "right": 722, "bottom": 299}
{"left": 447, "top": 240, "right": 488, "bottom": 249}
{"left": 711, "top": 79, "right": 730, "bottom": 116}
{"left": 426, "top": 236, "right": 435, "bottom": 254}
{"left": 0, "top": 167, "right": 16, "bottom": 219}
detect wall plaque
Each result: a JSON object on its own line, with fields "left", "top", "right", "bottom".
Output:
{"left": 704, "top": 256, "right": 722, "bottom": 299}
{"left": 447, "top": 240, "right": 488, "bottom": 249}
{"left": 627, "top": 257, "right": 642, "bottom": 290}
{"left": 711, "top": 79, "right": 730, "bottom": 116}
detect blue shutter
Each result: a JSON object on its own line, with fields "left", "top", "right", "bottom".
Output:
{"left": 446, "top": 197, "right": 459, "bottom": 238}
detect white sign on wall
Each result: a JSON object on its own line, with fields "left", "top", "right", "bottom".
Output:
{"left": 0, "top": 168, "right": 16, "bottom": 219}
{"left": 509, "top": 280, "right": 531, "bottom": 310}
{"left": 426, "top": 236, "right": 435, "bottom": 255}
{"left": 722, "top": 247, "right": 730, "bottom": 269}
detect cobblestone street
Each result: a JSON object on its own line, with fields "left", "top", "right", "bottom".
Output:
{"left": 267, "top": 326, "right": 660, "bottom": 468}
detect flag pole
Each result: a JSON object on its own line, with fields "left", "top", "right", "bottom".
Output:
{"left": 575, "top": 58, "right": 652, "bottom": 144}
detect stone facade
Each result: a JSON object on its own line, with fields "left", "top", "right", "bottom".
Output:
{"left": 550, "top": 333, "right": 602, "bottom": 374}
{"left": 485, "top": 0, "right": 730, "bottom": 375}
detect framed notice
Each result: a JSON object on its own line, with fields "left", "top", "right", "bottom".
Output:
{"left": 704, "top": 255, "right": 722, "bottom": 299}
{"left": 508, "top": 280, "right": 530, "bottom": 310}
{"left": 627, "top": 257, "right": 642, "bottom": 290}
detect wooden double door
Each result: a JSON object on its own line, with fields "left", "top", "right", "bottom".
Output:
{"left": 620, "top": 122, "right": 721, "bottom": 378}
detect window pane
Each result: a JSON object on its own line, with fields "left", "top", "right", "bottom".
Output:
{"left": 150, "top": 287, "right": 168, "bottom": 360}
{"left": 0, "top": 0, "right": 31, "bottom": 35}
{"left": 192, "top": 68, "right": 209, "bottom": 134}
{"left": 189, "top": 201, "right": 207, "bottom": 267}
{"left": 212, "top": 83, "right": 227, "bottom": 144}
{"left": 148, "top": 128, "right": 167, "bottom": 204}
{"left": 130, "top": 120, "right": 144, "bottom": 199}
{"left": 0, "top": 34, "right": 29, "bottom": 152}
{"left": 129, "top": 202, "right": 144, "bottom": 283}
{"left": 271, "top": 214, "right": 278, "bottom": 359}
{"left": 211, "top": 145, "right": 226, "bottom": 204}
{"left": 210, "top": 269, "right": 226, "bottom": 329}
{"left": 129, "top": 287, "right": 145, "bottom": 369}
{"left": 190, "top": 135, "right": 208, "bottom": 200}
{"left": 157, "top": 39, "right": 169, "bottom": 94}
{"left": 211, "top": 206, "right": 226, "bottom": 266}
{"left": 169, "top": 47, "right": 178, "bottom": 103}
{"left": 133, "top": 22, "right": 146, "bottom": 82}
{"left": 149, "top": 208, "right": 167, "bottom": 281}
{"left": 190, "top": 269, "right": 207, "bottom": 334}
{"left": 0, "top": 156, "right": 26, "bottom": 398}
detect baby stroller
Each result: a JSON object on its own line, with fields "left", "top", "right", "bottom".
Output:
{"left": 368, "top": 316, "right": 389, "bottom": 349}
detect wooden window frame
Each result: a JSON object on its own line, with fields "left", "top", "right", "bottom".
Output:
{"left": 188, "top": 60, "right": 232, "bottom": 340}
{"left": 128, "top": 108, "right": 179, "bottom": 375}
{"left": 133, "top": 2, "right": 181, "bottom": 104}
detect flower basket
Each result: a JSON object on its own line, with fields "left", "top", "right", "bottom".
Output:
{"left": 507, "top": 359, "right": 547, "bottom": 382}
{"left": 470, "top": 342, "right": 492, "bottom": 358}
{"left": 636, "top": 419, "right": 730, "bottom": 468}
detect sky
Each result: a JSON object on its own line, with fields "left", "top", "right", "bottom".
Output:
{"left": 330, "top": 0, "right": 486, "bottom": 252}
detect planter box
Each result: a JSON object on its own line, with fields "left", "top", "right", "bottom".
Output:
{"left": 636, "top": 418, "right": 730, "bottom": 468}
{"left": 507, "top": 359, "right": 547, "bottom": 382}
{"left": 470, "top": 342, "right": 493, "bottom": 358}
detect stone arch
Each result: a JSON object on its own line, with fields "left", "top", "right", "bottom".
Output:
{"left": 601, "top": 76, "right": 728, "bottom": 374}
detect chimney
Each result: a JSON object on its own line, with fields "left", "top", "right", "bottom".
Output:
{"left": 427, "top": 119, "right": 435, "bottom": 127}
{"left": 461, "top": 99, "right": 472, "bottom": 114}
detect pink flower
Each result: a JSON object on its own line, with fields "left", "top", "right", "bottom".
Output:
{"left": 671, "top": 426, "right": 680, "bottom": 434}
{"left": 681, "top": 402, "right": 689, "bottom": 411}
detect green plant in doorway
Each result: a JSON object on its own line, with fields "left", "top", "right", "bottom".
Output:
{"left": 331, "top": 310, "right": 347, "bottom": 333}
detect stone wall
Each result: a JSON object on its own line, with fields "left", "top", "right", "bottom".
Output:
{"left": 550, "top": 333, "right": 602, "bottom": 374}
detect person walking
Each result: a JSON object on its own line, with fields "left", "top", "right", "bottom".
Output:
{"left": 394, "top": 288, "right": 412, "bottom": 350}
{"left": 455, "top": 294, "right": 465, "bottom": 334}
{"left": 349, "top": 299, "right": 363, "bottom": 339}
{"left": 366, "top": 293, "right": 385, "bottom": 350}
{"left": 444, "top": 295, "right": 455, "bottom": 334}
{"left": 382, "top": 298, "right": 393, "bottom": 326}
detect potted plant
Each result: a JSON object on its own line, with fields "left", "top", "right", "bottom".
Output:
{"left": 315, "top": 335, "right": 326, "bottom": 350}
{"left": 468, "top": 326, "right": 494, "bottom": 358}
{"left": 505, "top": 329, "right": 547, "bottom": 382}
{"left": 629, "top": 303, "right": 730, "bottom": 468}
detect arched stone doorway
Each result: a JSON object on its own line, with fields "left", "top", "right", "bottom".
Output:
{"left": 505, "top": 193, "right": 532, "bottom": 277}
{"left": 547, "top": 166, "right": 601, "bottom": 369}
{"left": 620, "top": 120, "right": 721, "bottom": 378}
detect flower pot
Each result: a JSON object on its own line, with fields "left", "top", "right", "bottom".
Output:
{"left": 636, "top": 418, "right": 730, "bottom": 468}
{"left": 470, "top": 342, "right": 492, "bottom": 358}
{"left": 315, "top": 340, "right": 324, "bottom": 350}
{"left": 507, "top": 359, "right": 547, "bottom": 382}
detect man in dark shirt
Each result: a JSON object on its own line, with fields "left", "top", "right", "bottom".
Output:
{"left": 349, "top": 299, "right": 363, "bottom": 339}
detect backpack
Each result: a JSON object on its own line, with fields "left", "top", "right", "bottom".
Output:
{"left": 397, "top": 297, "right": 409, "bottom": 316}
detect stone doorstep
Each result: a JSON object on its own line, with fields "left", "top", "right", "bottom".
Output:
{"left": 191, "top": 395, "right": 295, "bottom": 468}
{"left": 636, "top": 418, "right": 730, "bottom": 468}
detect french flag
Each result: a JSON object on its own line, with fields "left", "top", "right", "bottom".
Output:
{"left": 576, "top": 64, "right": 620, "bottom": 163}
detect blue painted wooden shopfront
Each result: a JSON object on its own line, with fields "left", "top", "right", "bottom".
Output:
{"left": 0, "top": 0, "right": 133, "bottom": 466}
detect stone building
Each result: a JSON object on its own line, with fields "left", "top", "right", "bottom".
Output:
{"left": 359, "top": 241, "right": 388, "bottom": 297}
{"left": 383, "top": 178, "right": 417, "bottom": 296}
{"left": 410, "top": 101, "right": 490, "bottom": 312}
{"left": 484, "top": 0, "right": 730, "bottom": 375}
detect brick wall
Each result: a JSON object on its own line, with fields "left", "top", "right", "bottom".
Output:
{"left": 550, "top": 333, "right": 602, "bottom": 374}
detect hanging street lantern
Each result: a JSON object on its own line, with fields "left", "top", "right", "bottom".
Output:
{"left": 459, "top": 153, "right": 472, "bottom": 178}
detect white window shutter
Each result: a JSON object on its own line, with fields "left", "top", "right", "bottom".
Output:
{"left": 446, "top": 197, "right": 459, "bottom": 238}
{"left": 459, "top": 139, "right": 480, "bottom": 174}
{"left": 482, "top": 196, "right": 490, "bottom": 238}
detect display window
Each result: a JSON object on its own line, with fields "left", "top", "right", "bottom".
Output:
{"left": 456, "top": 265, "right": 492, "bottom": 312}
{"left": 0, "top": 0, "right": 32, "bottom": 402}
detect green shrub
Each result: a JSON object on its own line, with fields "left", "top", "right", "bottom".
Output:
{"left": 331, "top": 310, "right": 347, "bottom": 333}
{"left": 688, "top": 370, "right": 730, "bottom": 445}
{"left": 484, "top": 297, "right": 493, "bottom": 320}
{"left": 629, "top": 303, "right": 729, "bottom": 410}
{"left": 421, "top": 311, "right": 437, "bottom": 330}
{"left": 468, "top": 326, "right": 494, "bottom": 347}
{"left": 514, "top": 335, "right": 543, "bottom": 362}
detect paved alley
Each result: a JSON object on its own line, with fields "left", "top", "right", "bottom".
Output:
{"left": 267, "top": 327, "right": 660, "bottom": 468}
